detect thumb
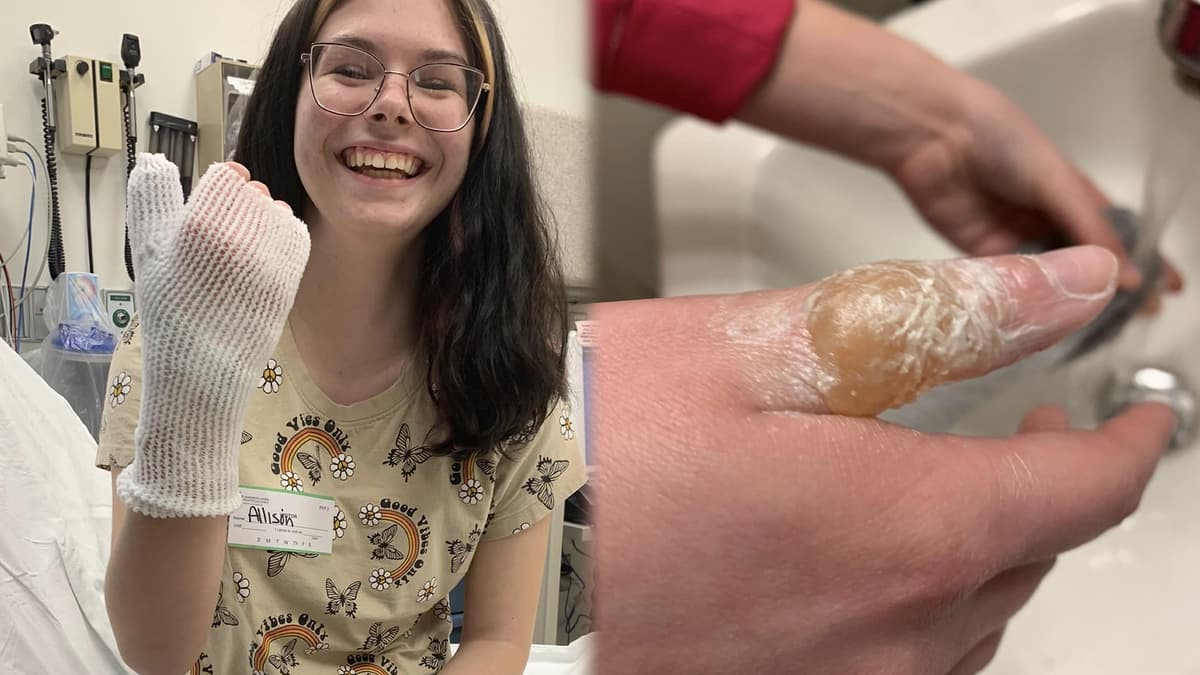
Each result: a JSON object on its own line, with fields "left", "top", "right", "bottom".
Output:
{"left": 126, "top": 153, "right": 185, "bottom": 271}
{"left": 602, "top": 245, "right": 1118, "bottom": 416}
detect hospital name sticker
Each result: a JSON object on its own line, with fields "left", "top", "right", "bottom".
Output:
{"left": 228, "top": 486, "right": 335, "bottom": 555}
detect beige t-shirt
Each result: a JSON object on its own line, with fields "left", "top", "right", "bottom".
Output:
{"left": 97, "top": 316, "right": 587, "bottom": 674}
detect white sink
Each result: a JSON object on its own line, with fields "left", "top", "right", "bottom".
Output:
{"left": 654, "top": 0, "right": 1200, "bottom": 672}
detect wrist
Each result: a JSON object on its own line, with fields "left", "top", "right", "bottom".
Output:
{"left": 122, "top": 380, "right": 248, "bottom": 518}
{"left": 737, "top": 0, "right": 977, "bottom": 174}
{"left": 874, "top": 71, "right": 984, "bottom": 191}
{"left": 873, "top": 66, "right": 980, "bottom": 175}
{"left": 117, "top": 452, "right": 242, "bottom": 518}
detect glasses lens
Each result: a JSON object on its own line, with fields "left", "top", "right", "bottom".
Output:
{"left": 309, "top": 44, "right": 384, "bottom": 115}
{"left": 409, "top": 64, "right": 484, "bottom": 131}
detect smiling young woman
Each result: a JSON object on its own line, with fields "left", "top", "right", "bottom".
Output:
{"left": 98, "top": 1, "right": 586, "bottom": 674}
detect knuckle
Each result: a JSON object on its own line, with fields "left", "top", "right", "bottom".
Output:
{"left": 853, "top": 645, "right": 937, "bottom": 675}
{"left": 893, "top": 462, "right": 999, "bottom": 621}
{"left": 1110, "top": 482, "right": 1144, "bottom": 523}
{"left": 894, "top": 513, "right": 990, "bottom": 620}
{"left": 223, "top": 161, "right": 250, "bottom": 178}
{"left": 903, "top": 550, "right": 983, "bottom": 623}
{"left": 1097, "top": 437, "right": 1153, "bottom": 523}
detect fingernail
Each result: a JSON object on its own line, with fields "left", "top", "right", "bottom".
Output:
{"left": 1036, "top": 246, "right": 1119, "bottom": 299}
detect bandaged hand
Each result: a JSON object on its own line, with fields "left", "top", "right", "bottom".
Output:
{"left": 592, "top": 245, "right": 1176, "bottom": 674}
{"left": 116, "top": 155, "right": 310, "bottom": 519}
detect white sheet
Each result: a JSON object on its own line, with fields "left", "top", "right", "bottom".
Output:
{"left": 0, "top": 339, "right": 592, "bottom": 674}
{"left": 522, "top": 636, "right": 594, "bottom": 675}
{"left": 0, "top": 341, "right": 131, "bottom": 673}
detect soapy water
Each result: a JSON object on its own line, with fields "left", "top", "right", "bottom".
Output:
{"left": 802, "top": 260, "right": 1008, "bottom": 416}
{"left": 717, "top": 254, "right": 1114, "bottom": 417}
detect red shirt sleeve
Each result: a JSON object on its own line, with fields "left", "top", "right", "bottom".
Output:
{"left": 592, "top": 0, "right": 796, "bottom": 123}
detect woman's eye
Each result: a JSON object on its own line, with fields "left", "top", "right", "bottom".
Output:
{"left": 335, "top": 65, "right": 371, "bottom": 79}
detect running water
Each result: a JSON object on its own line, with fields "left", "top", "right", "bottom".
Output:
{"left": 1138, "top": 77, "right": 1200, "bottom": 268}
{"left": 884, "top": 78, "right": 1200, "bottom": 434}
{"left": 1083, "top": 75, "right": 1200, "bottom": 420}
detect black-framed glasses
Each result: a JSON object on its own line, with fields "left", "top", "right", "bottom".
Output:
{"left": 300, "top": 42, "right": 490, "bottom": 132}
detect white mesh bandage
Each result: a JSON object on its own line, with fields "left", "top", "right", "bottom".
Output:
{"left": 116, "top": 155, "right": 311, "bottom": 518}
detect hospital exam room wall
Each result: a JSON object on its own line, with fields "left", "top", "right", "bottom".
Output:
{"left": 0, "top": 0, "right": 591, "bottom": 304}
{"left": 0, "top": 1, "right": 289, "bottom": 298}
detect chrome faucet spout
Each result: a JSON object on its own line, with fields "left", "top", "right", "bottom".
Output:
{"left": 1160, "top": 0, "right": 1200, "bottom": 81}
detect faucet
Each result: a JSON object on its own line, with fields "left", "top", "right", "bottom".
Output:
{"left": 1160, "top": 0, "right": 1200, "bottom": 82}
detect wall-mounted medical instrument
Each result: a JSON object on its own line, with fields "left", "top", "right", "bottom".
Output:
{"left": 27, "top": 23, "right": 66, "bottom": 280}
{"left": 195, "top": 56, "right": 258, "bottom": 171}
{"left": 120, "top": 33, "right": 145, "bottom": 281}
{"left": 52, "top": 53, "right": 122, "bottom": 158}
{"left": 28, "top": 24, "right": 126, "bottom": 277}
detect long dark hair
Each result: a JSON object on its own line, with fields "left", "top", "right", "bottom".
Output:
{"left": 235, "top": 0, "right": 568, "bottom": 458}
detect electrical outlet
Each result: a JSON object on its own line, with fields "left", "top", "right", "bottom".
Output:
{"left": 10, "top": 286, "right": 50, "bottom": 343}
{"left": 28, "top": 286, "right": 49, "bottom": 342}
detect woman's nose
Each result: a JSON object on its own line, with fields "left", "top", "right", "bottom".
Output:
{"left": 367, "top": 74, "right": 413, "bottom": 124}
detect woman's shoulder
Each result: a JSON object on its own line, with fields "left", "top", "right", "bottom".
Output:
{"left": 478, "top": 400, "right": 587, "bottom": 539}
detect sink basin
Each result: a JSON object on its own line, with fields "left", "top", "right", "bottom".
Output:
{"left": 654, "top": 0, "right": 1200, "bottom": 672}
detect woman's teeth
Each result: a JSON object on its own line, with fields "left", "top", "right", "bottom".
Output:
{"left": 342, "top": 148, "right": 422, "bottom": 179}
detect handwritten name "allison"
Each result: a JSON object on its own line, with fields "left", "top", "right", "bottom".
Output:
{"left": 247, "top": 506, "right": 298, "bottom": 527}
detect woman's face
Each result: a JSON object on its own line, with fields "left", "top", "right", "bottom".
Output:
{"left": 295, "top": 0, "right": 476, "bottom": 241}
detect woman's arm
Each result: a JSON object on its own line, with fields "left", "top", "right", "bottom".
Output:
{"left": 442, "top": 517, "right": 554, "bottom": 675}
{"left": 738, "top": 0, "right": 1177, "bottom": 288}
{"left": 594, "top": 0, "right": 1176, "bottom": 290}
{"left": 736, "top": 0, "right": 970, "bottom": 173}
{"left": 106, "top": 466, "right": 229, "bottom": 675}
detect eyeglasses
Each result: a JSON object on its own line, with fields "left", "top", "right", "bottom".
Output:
{"left": 300, "top": 42, "right": 490, "bottom": 132}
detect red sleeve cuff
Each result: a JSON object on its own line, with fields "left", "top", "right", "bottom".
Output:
{"left": 592, "top": 0, "right": 796, "bottom": 123}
